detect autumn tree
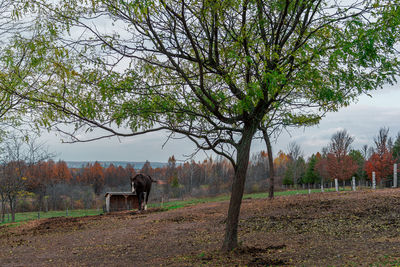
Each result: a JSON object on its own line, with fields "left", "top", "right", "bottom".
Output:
{"left": 164, "top": 156, "right": 178, "bottom": 199}
{"left": 326, "top": 130, "right": 358, "bottom": 186}
{"left": 315, "top": 152, "right": 330, "bottom": 188}
{"left": 125, "top": 164, "right": 136, "bottom": 180}
{"left": 54, "top": 161, "right": 72, "bottom": 184}
{"left": 26, "top": 160, "right": 56, "bottom": 212}
{"left": 15, "top": 0, "right": 400, "bottom": 250}
{"left": 91, "top": 162, "right": 105, "bottom": 195}
{"left": 0, "top": 134, "right": 53, "bottom": 221}
{"left": 82, "top": 162, "right": 105, "bottom": 195}
{"left": 274, "top": 151, "right": 291, "bottom": 187}
{"left": 365, "top": 152, "right": 394, "bottom": 185}
{"left": 365, "top": 128, "right": 395, "bottom": 185}
{"left": 140, "top": 161, "right": 153, "bottom": 177}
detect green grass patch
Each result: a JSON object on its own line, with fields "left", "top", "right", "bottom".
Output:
{"left": 0, "top": 209, "right": 103, "bottom": 226}
{"left": 151, "top": 187, "right": 352, "bottom": 211}
{"left": 371, "top": 255, "right": 400, "bottom": 266}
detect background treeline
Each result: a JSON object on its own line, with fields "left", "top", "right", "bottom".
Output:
{"left": 1, "top": 127, "right": 400, "bottom": 221}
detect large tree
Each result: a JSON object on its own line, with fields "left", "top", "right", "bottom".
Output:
{"left": 13, "top": 0, "right": 400, "bottom": 251}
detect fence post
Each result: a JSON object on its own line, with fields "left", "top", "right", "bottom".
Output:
{"left": 352, "top": 177, "right": 356, "bottom": 191}
{"left": 372, "top": 172, "right": 376, "bottom": 189}
{"left": 394, "top": 164, "right": 398, "bottom": 188}
{"left": 335, "top": 179, "right": 339, "bottom": 192}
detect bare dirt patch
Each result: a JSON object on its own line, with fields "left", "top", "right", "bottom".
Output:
{"left": 1, "top": 189, "right": 400, "bottom": 266}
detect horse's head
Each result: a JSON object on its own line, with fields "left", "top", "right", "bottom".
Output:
{"left": 130, "top": 175, "right": 137, "bottom": 193}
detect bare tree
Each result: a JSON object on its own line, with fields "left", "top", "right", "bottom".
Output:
{"left": 0, "top": 134, "right": 53, "bottom": 222}
{"left": 286, "top": 141, "right": 303, "bottom": 187}
{"left": 329, "top": 130, "right": 354, "bottom": 158}
{"left": 361, "top": 145, "right": 370, "bottom": 159}
{"left": 374, "top": 127, "right": 390, "bottom": 156}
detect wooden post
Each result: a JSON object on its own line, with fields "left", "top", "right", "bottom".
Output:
{"left": 335, "top": 179, "right": 339, "bottom": 192}
{"left": 124, "top": 195, "right": 128, "bottom": 210}
{"left": 352, "top": 177, "right": 356, "bottom": 191}
{"left": 105, "top": 194, "right": 111, "bottom": 213}
{"left": 372, "top": 172, "right": 376, "bottom": 189}
{"left": 394, "top": 164, "right": 398, "bottom": 188}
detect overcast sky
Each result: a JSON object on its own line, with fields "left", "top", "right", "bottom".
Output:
{"left": 41, "top": 83, "right": 400, "bottom": 163}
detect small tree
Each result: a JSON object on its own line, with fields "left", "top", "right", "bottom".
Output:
{"left": 287, "top": 142, "right": 304, "bottom": 186}
{"left": 365, "top": 152, "right": 394, "bottom": 185}
{"left": 315, "top": 154, "right": 330, "bottom": 188}
{"left": 303, "top": 154, "right": 321, "bottom": 188}
{"left": 326, "top": 130, "right": 358, "bottom": 186}
{"left": 0, "top": 134, "right": 53, "bottom": 221}
{"left": 349, "top": 149, "right": 367, "bottom": 185}
{"left": 392, "top": 133, "right": 400, "bottom": 163}
{"left": 365, "top": 127, "right": 396, "bottom": 185}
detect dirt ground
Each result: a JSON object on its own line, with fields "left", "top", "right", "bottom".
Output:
{"left": 1, "top": 189, "right": 400, "bottom": 266}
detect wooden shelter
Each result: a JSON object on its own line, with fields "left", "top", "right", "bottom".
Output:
{"left": 104, "top": 192, "right": 138, "bottom": 212}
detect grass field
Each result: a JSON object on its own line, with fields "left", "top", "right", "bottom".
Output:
{"left": 153, "top": 186, "right": 350, "bottom": 210}
{"left": 0, "top": 186, "right": 352, "bottom": 226}
{"left": 0, "top": 209, "right": 103, "bottom": 226}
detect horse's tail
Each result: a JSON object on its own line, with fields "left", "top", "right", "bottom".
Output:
{"left": 147, "top": 175, "right": 166, "bottom": 185}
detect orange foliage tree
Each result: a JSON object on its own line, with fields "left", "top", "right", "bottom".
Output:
{"left": 81, "top": 162, "right": 105, "bottom": 195}
{"left": 274, "top": 151, "right": 290, "bottom": 184}
{"left": 326, "top": 153, "right": 358, "bottom": 184}
{"left": 326, "top": 130, "right": 358, "bottom": 185}
{"left": 54, "top": 161, "right": 72, "bottom": 183}
{"left": 365, "top": 151, "right": 394, "bottom": 184}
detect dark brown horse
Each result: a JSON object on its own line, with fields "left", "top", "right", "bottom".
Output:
{"left": 130, "top": 174, "right": 162, "bottom": 211}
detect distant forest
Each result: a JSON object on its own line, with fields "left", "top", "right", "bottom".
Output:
{"left": 65, "top": 161, "right": 168, "bottom": 169}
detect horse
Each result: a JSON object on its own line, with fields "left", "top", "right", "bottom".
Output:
{"left": 130, "top": 173, "right": 161, "bottom": 211}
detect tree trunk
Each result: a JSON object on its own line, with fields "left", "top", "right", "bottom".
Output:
{"left": 262, "top": 130, "right": 275, "bottom": 199}
{"left": 1, "top": 196, "right": 6, "bottom": 223}
{"left": 222, "top": 126, "right": 255, "bottom": 252}
{"left": 8, "top": 195, "right": 16, "bottom": 222}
